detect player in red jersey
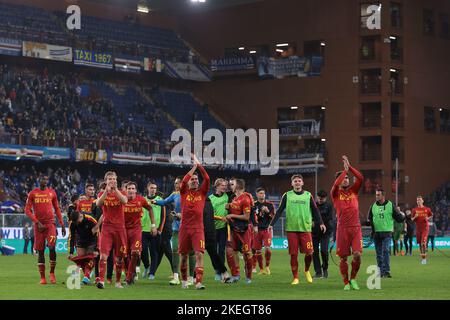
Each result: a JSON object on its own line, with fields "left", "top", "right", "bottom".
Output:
{"left": 94, "top": 171, "right": 128, "bottom": 289}
{"left": 179, "top": 153, "right": 210, "bottom": 289}
{"left": 25, "top": 175, "right": 66, "bottom": 285}
{"left": 411, "top": 195, "right": 433, "bottom": 264}
{"left": 251, "top": 187, "right": 275, "bottom": 275}
{"left": 331, "top": 155, "right": 364, "bottom": 291}
{"left": 76, "top": 183, "right": 96, "bottom": 214}
{"left": 123, "top": 181, "right": 157, "bottom": 284}
{"left": 226, "top": 179, "right": 254, "bottom": 284}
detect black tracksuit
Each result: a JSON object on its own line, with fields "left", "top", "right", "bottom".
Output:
{"left": 312, "top": 201, "right": 334, "bottom": 275}
{"left": 204, "top": 198, "right": 227, "bottom": 274}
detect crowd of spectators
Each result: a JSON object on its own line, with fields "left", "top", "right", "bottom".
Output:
{"left": 0, "top": 64, "right": 173, "bottom": 154}
{"left": 425, "top": 181, "right": 450, "bottom": 236}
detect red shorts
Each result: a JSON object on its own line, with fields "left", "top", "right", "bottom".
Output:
{"left": 34, "top": 222, "right": 57, "bottom": 251}
{"left": 287, "top": 232, "right": 313, "bottom": 255}
{"left": 178, "top": 228, "right": 205, "bottom": 254}
{"left": 416, "top": 227, "right": 429, "bottom": 246}
{"left": 126, "top": 226, "right": 142, "bottom": 254}
{"left": 229, "top": 229, "right": 253, "bottom": 253}
{"left": 336, "top": 226, "right": 363, "bottom": 257}
{"left": 99, "top": 225, "right": 127, "bottom": 257}
{"left": 252, "top": 229, "right": 272, "bottom": 250}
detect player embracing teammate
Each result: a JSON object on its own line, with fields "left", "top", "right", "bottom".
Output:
{"left": 331, "top": 156, "right": 364, "bottom": 291}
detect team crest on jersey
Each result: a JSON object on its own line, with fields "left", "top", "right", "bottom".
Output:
{"left": 339, "top": 193, "right": 355, "bottom": 201}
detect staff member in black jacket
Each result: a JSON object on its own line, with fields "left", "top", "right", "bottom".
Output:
{"left": 312, "top": 190, "right": 334, "bottom": 279}
{"left": 204, "top": 197, "right": 231, "bottom": 283}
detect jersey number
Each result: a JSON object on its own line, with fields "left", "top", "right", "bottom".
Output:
{"left": 200, "top": 240, "right": 205, "bottom": 249}
{"left": 306, "top": 242, "right": 312, "bottom": 249}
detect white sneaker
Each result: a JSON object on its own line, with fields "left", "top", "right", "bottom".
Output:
{"left": 115, "top": 282, "right": 124, "bottom": 289}
{"left": 135, "top": 267, "right": 140, "bottom": 280}
{"left": 252, "top": 268, "right": 257, "bottom": 274}
{"left": 187, "top": 276, "right": 194, "bottom": 286}
{"left": 195, "top": 282, "right": 205, "bottom": 290}
{"left": 421, "top": 259, "right": 427, "bottom": 265}
{"left": 181, "top": 280, "right": 189, "bottom": 289}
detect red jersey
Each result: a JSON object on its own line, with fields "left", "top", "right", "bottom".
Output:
{"left": 76, "top": 198, "right": 95, "bottom": 214}
{"left": 25, "top": 188, "right": 63, "bottom": 225}
{"left": 124, "top": 195, "right": 152, "bottom": 229}
{"left": 228, "top": 193, "right": 252, "bottom": 232}
{"left": 331, "top": 166, "right": 364, "bottom": 228}
{"left": 180, "top": 165, "right": 210, "bottom": 231}
{"left": 98, "top": 191, "right": 126, "bottom": 227}
{"left": 412, "top": 206, "right": 432, "bottom": 229}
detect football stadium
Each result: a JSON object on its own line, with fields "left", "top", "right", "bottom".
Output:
{"left": 0, "top": 0, "right": 449, "bottom": 307}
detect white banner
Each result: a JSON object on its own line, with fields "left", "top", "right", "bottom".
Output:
{"left": 164, "top": 61, "right": 211, "bottom": 82}
{"left": 23, "top": 41, "right": 72, "bottom": 62}
{"left": 1, "top": 227, "right": 68, "bottom": 240}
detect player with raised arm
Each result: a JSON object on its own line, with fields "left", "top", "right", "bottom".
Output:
{"left": 411, "top": 195, "right": 433, "bottom": 264}
{"left": 270, "top": 174, "right": 325, "bottom": 285}
{"left": 331, "top": 155, "right": 364, "bottom": 291}
{"left": 25, "top": 175, "right": 66, "bottom": 284}
{"left": 123, "top": 182, "right": 157, "bottom": 284}
{"left": 94, "top": 171, "right": 128, "bottom": 289}
{"left": 179, "top": 153, "right": 210, "bottom": 289}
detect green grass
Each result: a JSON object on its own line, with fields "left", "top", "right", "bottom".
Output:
{"left": 1, "top": 250, "right": 449, "bottom": 300}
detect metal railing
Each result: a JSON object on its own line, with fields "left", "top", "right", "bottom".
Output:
{"left": 0, "top": 214, "right": 288, "bottom": 237}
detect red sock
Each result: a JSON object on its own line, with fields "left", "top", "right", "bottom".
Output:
{"left": 180, "top": 263, "right": 188, "bottom": 281}
{"left": 304, "top": 254, "right": 312, "bottom": 272}
{"left": 351, "top": 258, "right": 361, "bottom": 280}
{"left": 340, "top": 259, "right": 349, "bottom": 284}
{"left": 49, "top": 261, "right": 56, "bottom": 274}
{"left": 195, "top": 267, "right": 204, "bottom": 284}
{"left": 127, "top": 253, "right": 139, "bottom": 281}
{"left": 38, "top": 263, "right": 45, "bottom": 279}
{"left": 115, "top": 261, "right": 123, "bottom": 283}
{"left": 226, "top": 251, "right": 239, "bottom": 276}
{"left": 244, "top": 254, "right": 253, "bottom": 279}
{"left": 99, "top": 259, "right": 107, "bottom": 282}
{"left": 84, "top": 260, "right": 93, "bottom": 278}
{"left": 265, "top": 249, "right": 272, "bottom": 267}
{"left": 290, "top": 255, "right": 298, "bottom": 279}
{"left": 256, "top": 252, "right": 264, "bottom": 269}
{"left": 252, "top": 254, "right": 257, "bottom": 269}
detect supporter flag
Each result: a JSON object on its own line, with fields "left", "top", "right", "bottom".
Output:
{"left": 114, "top": 55, "right": 141, "bottom": 73}
{"left": 142, "top": 57, "right": 154, "bottom": 71}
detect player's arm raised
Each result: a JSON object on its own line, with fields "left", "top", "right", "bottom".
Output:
{"left": 345, "top": 156, "right": 364, "bottom": 193}
{"left": 331, "top": 170, "right": 347, "bottom": 199}
{"left": 114, "top": 188, "right": 128, "bottom": 204}
{"left": 95, "top": 189, "right": 108, "bottom": 207}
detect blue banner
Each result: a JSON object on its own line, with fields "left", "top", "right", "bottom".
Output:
{"left": 0, "top": 144, "right": 70, "bottom": 161}
{"left": 73, "top": 48, "right": 113, "bottom": 69}
{"left": 0, "top": 38, "right": 21, "bottom": 56}
{"left": 210, "top": 56, "right": 255, "bottom": 72}
{"left": 257, "top": 55, "right": 323, "bottom": 79}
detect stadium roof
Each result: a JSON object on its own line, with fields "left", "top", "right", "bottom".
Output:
{"left": 89, "top": 0, "right": 264, "bottom": 12}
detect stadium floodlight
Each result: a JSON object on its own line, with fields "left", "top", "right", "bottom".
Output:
{"left": 390, "top": 68, "right": 398, "bottom": 72}
{"left": 137, "top": 0, "right": 150, "bottom": 13}
{"left": 191, "top": 0, "right": 206, "bottom": 3}
{"left": 276, "top": 43, "right": 289, "bottom": 47}
{"left": 290, "top": 106, "right": 298, "bottom": 110}
{"left": 321, "top": 138, "right": 326, "bottom": 142}
{"left": 321, "top": 106, "right": 326, "bottom": 110}
{"left": 320, "top": 41, "right": 326, "bottom": 46}
{"left": 249, "top": 50, "right": 257, "bottom": 54}
{"left": 276, "top": 49, "right": 284, "bottom": 53}
{"left": 389, "top": 36, "right": 397, "bottom": 40}
{"left": 439, "top": 108, "right": 443, "bottom": 112}
{"left": 238, "top": 47, "right": 245, "bottom": 50}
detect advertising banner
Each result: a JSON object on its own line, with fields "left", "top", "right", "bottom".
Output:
{"left": 258, "top": 55, "right": 323, "bottom": 79}
{"left": 22, "top": 41, "right": 72, "bottom": 62}
{"left": 73, "top": 48, "right": 113, "bottom": 69}
{"left": 74, "top": 148, "right": 108, "bottom": 164}
{"left": 0, "top": 144, "right": 70, "bottom": 161}
{"left": 210, "top": 56, "right": 255, "bottom": 72}
{"left": 0, "top": 38, "right": 21, "bottom": 56}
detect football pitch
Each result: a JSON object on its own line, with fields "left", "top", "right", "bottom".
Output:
{"left": 1, "top": 250, "right": 449, "bottom": 300}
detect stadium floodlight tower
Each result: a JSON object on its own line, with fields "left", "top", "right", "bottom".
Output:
{"left": 137, "top": 0, "right": 151, "bottom": 13}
